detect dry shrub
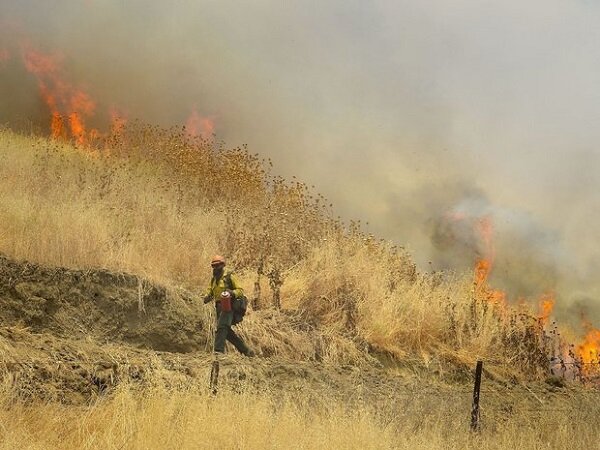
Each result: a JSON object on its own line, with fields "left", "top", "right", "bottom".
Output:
{"left": 282, "top": 234, "right": 561, "bottom": 377}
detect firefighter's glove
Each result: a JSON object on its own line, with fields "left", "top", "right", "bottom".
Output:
{"left": 203, "top": 295, "right": 212, "bottom": 304}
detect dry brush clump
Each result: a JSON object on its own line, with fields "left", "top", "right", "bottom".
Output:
{"left": 281, "top": 235, "right": 559, "bottom": 379}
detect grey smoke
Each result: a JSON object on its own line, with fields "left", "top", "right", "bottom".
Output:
{"left": 1, "top": 0, "right": 600, "bottom": 324}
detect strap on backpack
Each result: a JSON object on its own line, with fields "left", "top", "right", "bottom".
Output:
{"left": 223, "top": 272, "right": 233, "bottom": 292}
{"left": 212, "top": 272, "right": 233, "bottom": 290}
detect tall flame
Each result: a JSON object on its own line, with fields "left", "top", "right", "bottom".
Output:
{"left": 473, "top": 216, "right": 496, "bottom": 287}
{"left": 2, "top": 39, "right": 217, "bottom": 147}
{"left": 474, "top": 258, "right": 492, "bottom": 286}
{"left": 577, "top": 319, "right": 600, "bottom": 372}
{"left": 472, "top": 216, "right": 507, "bottom": 309}
{"left": 20, "top": 44, "right": 97, "bottom": 145}
{"left": 538, "top": 292, "right": 555, "bottom": 326}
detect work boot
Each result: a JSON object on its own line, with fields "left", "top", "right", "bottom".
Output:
{"left": 243, "top": 348, "right": 256, "bottom": 357}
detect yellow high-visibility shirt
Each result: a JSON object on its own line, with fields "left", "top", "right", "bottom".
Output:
{"left": 204, "top": 272, "right": 244, "bottom": 301}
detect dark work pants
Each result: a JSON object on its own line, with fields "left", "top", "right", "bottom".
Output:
{"left": 214, "top": 308, "right": 250, "bottom": 355}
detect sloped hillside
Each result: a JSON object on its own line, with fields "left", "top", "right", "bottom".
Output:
{"left": 0, "top": 253, "right": 384, "bottom": 403}
{"left": 0, "top": 126, "right": 568, "bottom": 384}
{"left": 1, "top": 128, "right": 600, "bottom": 449}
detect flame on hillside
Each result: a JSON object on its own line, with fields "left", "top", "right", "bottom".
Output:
{"left": 0, "top": 40, "right": 215, "bottom": 147}
{"left": 578, "top": 319, "right": 600, "bottom": 374}
{"left": 470, "top": 216, "right": 598, "bottom": 378}
{"left": 471, "top": 216, "right": 508, "bottom": 310}
{"left": 462, "top": 215, "right": 559, "bottom": 325}
{"left": 538, "top": 292, "right": 555, "bottom": 326}
{"left": 21, "top": 45, "right": 98, "bottom": 145}
{"left": 473, "top": 216, "right": 495, "bottom": 288}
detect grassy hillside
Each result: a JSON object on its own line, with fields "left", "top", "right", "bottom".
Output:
{"left": 0, "top": 126, "right": 564, "bottom": 378}
{"left": 1, "top": 125, "right": 597, "bottom": 449}
{"left": 0, "top": 125, "right": 560, "bottom": 377}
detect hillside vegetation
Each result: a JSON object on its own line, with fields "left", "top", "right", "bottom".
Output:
{"left": 0, "top": 125, "right": 556, "bottom": 377}
{"left": 0, "top": 126, "right": 597, "bottom": 449}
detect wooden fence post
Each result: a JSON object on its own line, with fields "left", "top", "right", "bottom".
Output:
{"left": 210, "top": 359, "right": 220, "bottom": 395}
{"left": 470, "top": 360, "right": 483, "bottom": 432}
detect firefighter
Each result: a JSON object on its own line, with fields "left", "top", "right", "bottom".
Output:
{"left": 203, "top": 255, "right": 254, "bottom": 356}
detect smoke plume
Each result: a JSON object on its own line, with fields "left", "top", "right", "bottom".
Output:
{"left": 1, "top": 0, "right": 600, "bottom": 324}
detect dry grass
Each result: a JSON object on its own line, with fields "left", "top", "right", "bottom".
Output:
{"left": 1, "top": 126, "right": 599, "bottom": 449}
{"left": 0, "top": 126, "right": 562, "bottom": 377}
{"left": 0, "top": 381, "right": 598, "bottom": 450}
{"left": 0, "top": 131, "right": 220, "bottom": 286}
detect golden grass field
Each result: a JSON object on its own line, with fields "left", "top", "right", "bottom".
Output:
{"left": 0, "top": 126, "right": 598, "bottom": 449}
{"left": 0, "top": 381, "right": 598, "bottom": 450}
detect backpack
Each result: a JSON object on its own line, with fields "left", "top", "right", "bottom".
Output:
{"left": 223, "top": 272, "right": 248, "bottom": 325}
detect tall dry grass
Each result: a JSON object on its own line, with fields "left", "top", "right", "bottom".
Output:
{"left": 0, "top": 381, "right": 597, "bottom": 450}
{"left": 0, "top": 126, "right": 335, "bottom": 287}
{"left": 0, "top": 126, "right": 561, "bottom": 378}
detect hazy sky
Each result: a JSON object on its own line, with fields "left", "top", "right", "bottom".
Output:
{"left": 2, "top": 0, "right": 600, "bottom": 319}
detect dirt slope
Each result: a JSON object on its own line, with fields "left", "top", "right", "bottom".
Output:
{"left": 0, "top": 252, "right": 589, "bottom": 428}
{"left": 0, "top": 254, "right": 388, "bottom": 403}
{"left": 0, "top": 255, "right": 208, "bottom": 352}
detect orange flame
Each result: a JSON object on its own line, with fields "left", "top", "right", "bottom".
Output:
{"left": 185, "top": 109, "right": 215, "bottom": 139}
{"left": 474, "top": 258, "right": 492, "bottom": 286}
{"left": 21, "top": 44, "right": 96, "bottom": 146}
{"left": 538, "top": 292, "right": 555, "bottom": 325}
{"left": 473, "top": 258, "right": 507, "bottom": 310}
{"left": 473, "top": 216, "right": 496, "bottom": 288}
{"left": 10, "top": 40, "right": 216, "bottom": 147}
{"left": 50, "top": 112, "right": 64, "bottom": 139}
{"left": 469, "top": 216, "right": 598, "bottom": 377}
{"left": 577, "top": 319, "right": 600, "bottom": 370}
{"left": 472, "top": 217, "right": 507, "bottom": 311}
